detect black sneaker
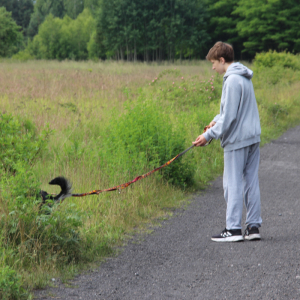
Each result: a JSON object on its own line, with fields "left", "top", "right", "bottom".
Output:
{"left": 244, "top": 226, "right": 261, "bottom": 241}
{"left": 211, "top": 228, "right": 244, "bottom": 242}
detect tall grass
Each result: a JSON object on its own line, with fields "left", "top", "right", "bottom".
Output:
{"left": 0, "top": 58, "right": 300, "bottom": 297}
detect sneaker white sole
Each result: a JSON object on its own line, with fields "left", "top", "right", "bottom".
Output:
{"left": 211, "top": 236, "right": 244, "bottom": 242}
{"left": 244, "top": 233, "right": 261, "bottom": 241}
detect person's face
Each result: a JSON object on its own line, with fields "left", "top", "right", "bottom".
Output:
{"left": 210, "top": 58, "right": 226, "bottom": 74}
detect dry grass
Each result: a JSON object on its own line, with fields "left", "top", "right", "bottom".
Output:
{"left": 0, "top": 60, "right": 212, "bottom": 131}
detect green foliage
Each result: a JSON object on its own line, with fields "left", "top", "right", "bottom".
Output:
{"left": 27, "top": 9, "right": 95, "bottom": 60}
{"left": 87, "top": 30, "right": 102, "bottom": 60}
{"left": 0, "top": 0, "right": 34, "bottom": 36}
{"left": 0, "top": 265, "right": 28, "bottom": 300}
{"left": 11, "top": 48, "right": 34, "bottom": 61}
{"left": 0, "top": 114, "right": 51, "bottom": 175}
{"left": 27, "top": 0, "right": 85, "bottom": 37}
{"left": 84, "top": 0, "right": 102, "bottom": 16}
{"left": 254, "top": 51, "right": 300, "bottom": 70}
{"left": 234, "top": 0, "right": 300, "bottom": 56}
{"left": 0, "top": 113, "right": 96, "bottom": 294}
{"left": 0, "top": 115, "right": 86, "bottom": 266}
{"left": 253, "top": 51, "right": 300, "bottom": 85}
{"left": 204, "top": 0, "right": 246, "bottom": 59}
{"left": 0, "top": 7, "right": 23, "bottom": 57}
{"left": 100, "top": 98, "right": 195, "bottom": 188}
{"left": 97, "top": 0, "right": 209, "bottom": 61}
{"left": 6, "top": 0, "right": 300, "bottom": 60}
{"left": 267, "top": 103, "right": 288, "bottom": 122}
{"left": 1, "top": 188, "right": 86, "bottom": 266}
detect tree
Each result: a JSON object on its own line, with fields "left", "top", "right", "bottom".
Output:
{"left": 84, "top": 0, "right": 102, "bottom": 16}
{"left": 0, "top": 7, "right": 23, "bottom": 57}
{"left": 27, "top": 9, "right": 95, "bottom": 60}
{"left": 60, "top": 9, "right": 96, "bottom": 59}
{"left": 234, "top": 0, "right": 300, "bottom": 56}
{"left": 204, "top": 0, "right": 246, "bottom": 59}
{"left": 175, "top": 0, "right": 210, "bottom": 60}
{"left": 27, "top": 0, "right": 85, "bottom": 38}
{"left": 0, "top": 0, "right": 34, "bottom": 35}
{"left": 64, "top": 0, "right": 84, "bottom": 19}
{"left": 96, "top": 0, "right": 209, "bottom": 61}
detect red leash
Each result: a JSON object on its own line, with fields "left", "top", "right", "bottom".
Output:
{"left": 71, "top": 126, "right": 212, "bottom": 198}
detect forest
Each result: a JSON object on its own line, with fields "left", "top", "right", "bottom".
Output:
{"left": 1, "top": 0, "right": 300, "bottom": 61}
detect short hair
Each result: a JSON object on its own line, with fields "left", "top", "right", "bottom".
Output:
{"left": 206, "top": 42, "right": 234, "bottom": 62}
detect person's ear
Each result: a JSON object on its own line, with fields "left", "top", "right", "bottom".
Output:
{"left": 219, "top": 57, "right": 225, "bottom": 64}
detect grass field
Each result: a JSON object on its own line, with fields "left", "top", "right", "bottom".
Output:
{"left": 0, "top": 58, "right": 300, "bottom": 298}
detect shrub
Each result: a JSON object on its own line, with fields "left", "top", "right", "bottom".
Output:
{"left": 254, "top": 50, "right": 300, "bottom": 70}
{"left": 100, "top": 97, "right": 195, "bottom": 188}
{"left": 0, "top": 192, "right": 86, "bottom": 266}
{"left": 11, "top": 49, "right": 34, "bottom": 61}
{"left": 0, "top": 114, "right": 92, "bottom": 294}
{"left": 0, "top": 114, "right": 51, "bottom": 175}
{"left": 0, "top": 265, "right": 28, "bottom": 300}
{"left": 253, "top": 51, "right": 300, "bottom": 85}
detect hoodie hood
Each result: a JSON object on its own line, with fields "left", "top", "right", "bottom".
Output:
{"left": 224, "top": 62, "right": 253, "bottom": 80}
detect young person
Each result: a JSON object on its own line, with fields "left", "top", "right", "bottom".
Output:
{"left": 193, "top": 42, "right": 262, "bottom": 242}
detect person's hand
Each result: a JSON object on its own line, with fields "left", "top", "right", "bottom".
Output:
{"left": 192, "top": 134, "right": 207, "bottom": 147}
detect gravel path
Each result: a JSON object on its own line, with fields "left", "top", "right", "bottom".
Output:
{"left": 35, "top": 125, "right": 300, "bottom": 300}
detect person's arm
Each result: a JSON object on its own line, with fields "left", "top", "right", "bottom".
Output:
{"left": 202, "top": 81, "right": 242, "bottom": 142}
{"left": 212, "top": 114, "right": 220, "bottom": 123}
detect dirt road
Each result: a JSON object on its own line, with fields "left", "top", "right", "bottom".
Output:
{"left": 35, "top": 125, "right": 300, "bottom": 300}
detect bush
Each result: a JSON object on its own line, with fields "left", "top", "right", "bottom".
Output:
{"left": 1, "top": 192, "right": 86, "bottom": 266}
{"left": 0, "top": 114, "right": 51, "bottom": 175}
{"left": 253, "top": 51, "right": 300, "bottom": 85}
{"left": 254, "top": 50, "right": 300, "bottom": 70}
{"left": 0, "top": 114, "right": 89, "bottom": 265}
{"left": 0, "top": 265, "right": 28, "bottom": 300}
{"left": 0, "top": 113, "right": 93, "bottom": 294}
{"left": 100, "top": 97, "right": 195, "bottom": 188}
{"left": 11, "top": 49, "right": 34, "bottom": 61}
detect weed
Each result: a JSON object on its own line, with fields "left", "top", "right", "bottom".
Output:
{"left": 0, "top": 265, "right": 28, "bottom": 300}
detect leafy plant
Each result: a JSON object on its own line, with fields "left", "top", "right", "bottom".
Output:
{"left": 100, "top": 97, "right": 195, "bottom": 188}
{"left": 0, "top": 265, "right": 28, "bottom": 300}
{"left": 0, "top": 113, "right": 94, "bottom": 295}
{"left": 254, "top": 51, "right": 300, "bottom": 70}
{"left": 0, "top": 114, "right": 51, "bottom": 175}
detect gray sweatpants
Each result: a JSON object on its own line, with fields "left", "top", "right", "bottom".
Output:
{"left": 223, "top": 142, "right": 262, "bottom": 230}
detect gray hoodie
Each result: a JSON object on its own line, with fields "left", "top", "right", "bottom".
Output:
{"left": 203, "top": 62, "right": 261, "bottom": 151}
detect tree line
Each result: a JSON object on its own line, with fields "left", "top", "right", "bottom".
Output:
{"left": 1, "top": 0, "right": 300, "bottom": 61}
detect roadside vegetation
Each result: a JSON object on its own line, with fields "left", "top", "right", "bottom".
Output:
{"left": 0, "top": 51, "right": 300, "bottom": 299}
{"left": 1, "top": 0, "right": 300, "bottom": 62}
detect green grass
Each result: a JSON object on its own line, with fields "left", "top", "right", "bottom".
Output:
{"left": 0, "top": 58, "right": 300, "bottom": 298}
